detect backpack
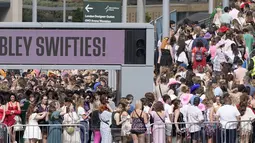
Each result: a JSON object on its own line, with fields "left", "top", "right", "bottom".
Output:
{"left": 195, "top": 48, "right": 203, "bottom": 62}
{"left": 130, "top": 110, "right": 146, "bottom": 134}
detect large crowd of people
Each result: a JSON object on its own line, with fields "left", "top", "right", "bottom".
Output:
{"left": 1, "top": 1, "right": 255, "bottom": 143}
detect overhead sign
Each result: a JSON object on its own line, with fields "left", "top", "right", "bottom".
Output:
{"left": 84, "top": 1, "right": 122, "bottom": 23}
{"left": 0, "top": 29, "right": 125, "bottom": 64}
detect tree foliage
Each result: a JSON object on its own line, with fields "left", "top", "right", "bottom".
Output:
{"left": 23, "top": 0, "right": 83, "bottom": 22}
{"left": 145, "top": 12, "right": 152, "bottom": 23}
{"left": 72, "top": 8, "right": 83, "bottom": 22}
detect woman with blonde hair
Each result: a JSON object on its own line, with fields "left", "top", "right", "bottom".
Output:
{"left": 130, "top": 100, "right": 148, "bottom": 143}
{"left": 76, "top": 98, "right": 91, "bottom": 143}
{"left": 213, "top": 8, "right": 222, "bottom": 27}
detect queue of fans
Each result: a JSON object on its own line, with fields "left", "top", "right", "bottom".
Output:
{"left": 151, "top": 1, "right": 255, "bottom": 143}
{"left": 1, "top": 1, "right": 255, "bottom": 143}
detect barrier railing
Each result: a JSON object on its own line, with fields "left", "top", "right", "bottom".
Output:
{"left": 224, "top": 120, "right": 254, "bottom": 143}
{"left": 0, "top": 123, "right": 8, "bottom": 143}
{"left": 3, "top": 120, "right": 254, "bottom": 143}
{"left": 148, "top": 122, "right": 222, "bottom": 143}
{"left": 10, "top": 123, "right": 87, "bottom": 143}
{"left": 106, "top": 121, "right": 254, "bottom": 143}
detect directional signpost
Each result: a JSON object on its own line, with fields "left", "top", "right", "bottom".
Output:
{"left": 84, "top": 1, "right": 122, "bottom": 23}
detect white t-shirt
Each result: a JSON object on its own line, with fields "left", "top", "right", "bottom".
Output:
{"left": 164, "top": 103, "right": 173, "bottom": 123}
{"left": 187, "top": 105, "right": 204, "bottom": 133}
{"left": 175, "top": 51, "right": 189, "bottom": 66}
{"left": 77, "top": 106, "right": 86, "bottom": 121}
{"left": 216, "top": 105, "right": 240, "bottom": 129}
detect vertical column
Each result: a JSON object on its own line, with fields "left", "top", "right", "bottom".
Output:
{"left": 32, "top": 0, "right": 37, "bottom": 22}
{"left": 137, "top": 0, "right": 145, "bottom": 23}
{"left": 162, "top": 0, "right": 169, "bottom": 37}
{"left": 9, "top": 0, "right": 23, "bottom": 22}
{"left": 209, "top": 0, "right": 214, "bottom": 14}
{"left": 122, "top": 0, "right": 127, "bottom": 23}
{"left": 222, "top": 0, "right": 229, "bottom": 8}
{"left": 112, "top": 70, "right": 117, "bottom": 90}
{"left": 63, "top": 0, "right": 66, "bottom": 22}
{"left": 108, "top": 70, "right": 117, "bottom": 90}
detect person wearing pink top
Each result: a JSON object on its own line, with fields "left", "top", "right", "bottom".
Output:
{"left": 209, "top": 39, "right": 217, "bottom": 61}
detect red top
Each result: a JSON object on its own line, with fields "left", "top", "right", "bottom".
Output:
{"left": 0, "top": 107, "right": 4, "bottom": 121}
{"left": 4, "top": 102, "right": 21, "bottom": 126}
{"left": 192, "top": 47, "right": 207, "bottom": 70}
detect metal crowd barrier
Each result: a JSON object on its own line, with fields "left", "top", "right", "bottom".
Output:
{"left": 152, "top": 122, "right": 222, "bottom": 143}
{"left": 107, "top": 121, "right": 254, "bottom": 143}
{"left": 6, "top": 120, "right": 255, "bottom": 143}
{"left": 224, "top": 120, "right": 254, "bottom": 143}
{"left": 10, "top": 123, "right": 87, "bottom": 143}
{"left": 0, "top": 123, "right": 8, "bottom": 143}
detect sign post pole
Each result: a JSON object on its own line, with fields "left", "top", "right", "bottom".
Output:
{"left": 162, "top": 0, "right": 169, "bottom": 37}
{"left": 32, "top": 0, "right": 37, "bottom": 22}
{"left": 122, "top": 0, "right": 127, "bottom": 23}
{"left": 63, "top": 0, "right": 66, "bottom": 22}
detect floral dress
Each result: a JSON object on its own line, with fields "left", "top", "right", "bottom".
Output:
{"left": 121, "top": 114, "right": 131, "bottom": 136}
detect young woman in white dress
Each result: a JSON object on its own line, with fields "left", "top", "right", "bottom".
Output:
{"left": 63, "top": 103, "right": 81, "bottom": 143}
{"left": 23, "top": 104, "right": 48, "bottom": 143}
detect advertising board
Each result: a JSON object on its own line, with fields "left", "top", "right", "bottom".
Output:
{"left": 0, "top": 29, "right": 125, "bottom": 64}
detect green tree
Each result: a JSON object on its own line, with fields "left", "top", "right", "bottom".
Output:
{"left": 72, "top": 8, "right": 83, "bottom": 22}
{"left": 145, "top": 12, "right": 152, "bottom": 23}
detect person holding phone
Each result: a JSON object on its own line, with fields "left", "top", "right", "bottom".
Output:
{"left": 77, "top": 98, "right": 91, "bottom": 143}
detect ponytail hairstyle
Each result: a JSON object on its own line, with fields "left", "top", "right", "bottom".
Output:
{"left": 160, "top": 37, "right": 169, "bottom": 49}
{"left": 238, "top": 94, "right": 249, "bottom": 116}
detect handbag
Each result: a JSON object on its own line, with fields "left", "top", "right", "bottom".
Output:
{"left": 14, "top": 116, "right": 24, "bottom": 131}
{"left": 66, "top": 126, "right": 75, "bottom": 135}
{"left": 65, "top": 112, "right": 75, "bottom": 135}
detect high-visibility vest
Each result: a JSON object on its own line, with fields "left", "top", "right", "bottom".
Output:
{"left": 251, "top": 57, "right": 255, "bottom": 77}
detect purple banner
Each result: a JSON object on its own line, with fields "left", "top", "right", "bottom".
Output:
{"left": 0, "top": 29, "right": 125, "bottom": 64}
